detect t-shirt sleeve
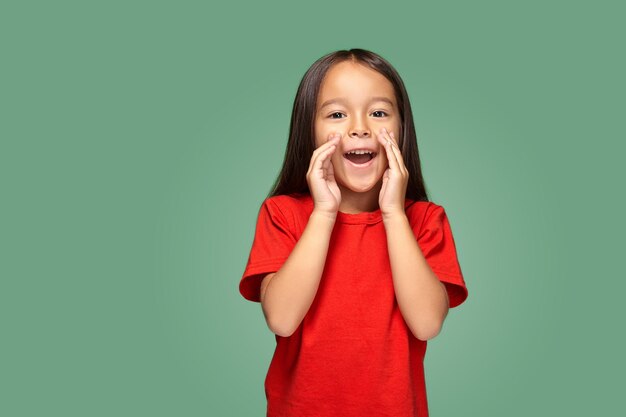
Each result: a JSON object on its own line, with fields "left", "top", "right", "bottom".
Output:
{"left": 415, "top": 204, "right": 468, "bottom": 308}
{"left": 239, "top": 198, "right": 298, "bottom": 303}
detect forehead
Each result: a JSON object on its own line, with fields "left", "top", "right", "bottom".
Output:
{"left": 317, "top": 61, "right": 396, "bottom": 107}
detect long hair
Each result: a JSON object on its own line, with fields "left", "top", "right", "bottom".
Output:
{"left": 267, "top": 48, "right": 430, "bottom": 202}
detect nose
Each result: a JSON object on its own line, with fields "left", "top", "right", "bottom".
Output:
{"left": 348, "top": 124, "right": 371, "bottom": 139}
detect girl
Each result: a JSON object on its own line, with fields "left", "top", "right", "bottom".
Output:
{"left": 240, "top": 48, "right": 468, "bottom": 417}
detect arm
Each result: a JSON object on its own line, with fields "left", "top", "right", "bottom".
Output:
{"left": 383, "top": 212, "right": 450, "bottom": 341}
{"left": 260, "top": 210, "right": 336, "bottom": 337}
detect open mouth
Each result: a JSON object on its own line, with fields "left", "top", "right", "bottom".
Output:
{"left": 343, "top": 151, "right": 378, "bottom": 167}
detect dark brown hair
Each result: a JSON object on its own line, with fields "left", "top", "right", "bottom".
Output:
{"left": 267, "top": 48, "right": 429, "bottom": 202}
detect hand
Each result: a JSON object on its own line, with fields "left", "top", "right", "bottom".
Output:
{"left": 306, "top": 132, "right": 342, "bottom": 217}
{"left": 376, "top": 128, "right": 408, "bottom": 219}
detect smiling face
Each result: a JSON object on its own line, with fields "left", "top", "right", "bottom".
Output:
{"left": 314, "top": 60, "right": 401, "bottom": 211}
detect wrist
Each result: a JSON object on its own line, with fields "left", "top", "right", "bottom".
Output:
{"left": 310, "top": 209, "right": 338, "bottom": 223}
{"left": 382, "top": 210, "right": 408, "bottom": 225}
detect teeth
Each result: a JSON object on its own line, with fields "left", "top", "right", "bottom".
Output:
{"left": 346, "top": 150, "right": 373, "bottom": 155}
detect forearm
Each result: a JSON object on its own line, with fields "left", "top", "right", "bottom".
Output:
{"left": 262, "top": 210, "right": 336, "bottom": 337}
{"left": 383, "top": 212, "right": 449, "bottom": 341}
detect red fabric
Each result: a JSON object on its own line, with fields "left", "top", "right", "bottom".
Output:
{"left": 240, "top": 193, "right": 468, "bottom": 417}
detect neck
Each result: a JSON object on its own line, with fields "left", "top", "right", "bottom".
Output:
{"left": 337, "top": 181, "right": 383, "bottom": 214}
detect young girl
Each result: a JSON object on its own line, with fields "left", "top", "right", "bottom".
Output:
{"left": 239, "top": 48, "right": 468, "bottom": 417}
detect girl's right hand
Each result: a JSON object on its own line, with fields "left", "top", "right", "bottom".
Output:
{"left": 306, "top": 132, "right": 342, "bottom": 217}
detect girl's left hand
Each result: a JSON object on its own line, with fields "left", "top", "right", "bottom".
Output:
{"left": 377, "top": 127, "right": 409, "bottom": 219}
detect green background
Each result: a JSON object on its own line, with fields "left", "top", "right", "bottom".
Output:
{"left": 2, "top": 0, "right": 624, "bottom": 415}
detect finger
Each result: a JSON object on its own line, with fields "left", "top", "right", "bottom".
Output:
{"left": 382, "top": 129, "right": 407, "bottom": 174}
{"left": 321, "top": 144, "right": 336, "bottom": 172}
{"left": 312, "top": 142, "right": 337, "bottom": 177}
{"left": 378, "top": 130, "right": 400, "bottom": 173}
{"left": 389, "top": 131, "right": 409, "bottom": 174}
{"left": 389, "top": 132, "right": 409, "bottom": 175}
{"left": 324, "top": 155, "right": 335, "bottom": 181}
{"left": 308, "top": 133, "right": 340, "bottom": 173}
{"left": 387, "top": 133, "right": 405, "bottom": 173}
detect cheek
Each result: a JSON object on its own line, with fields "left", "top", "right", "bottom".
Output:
{"left": 315, "top": 122, "right": 333, "bottom": 142}
{"left": 381, "top": 152, "right": 390, "bottom": 168}
{"left": 332, "top": 151, "right": 343, "bottom": 164}
{"left": 315, "top": 132, "right": 335, "bottom": 149}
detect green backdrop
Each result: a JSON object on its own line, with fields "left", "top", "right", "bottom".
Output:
{"left": 2, "top": 0, "right": 624, "bottom": 416}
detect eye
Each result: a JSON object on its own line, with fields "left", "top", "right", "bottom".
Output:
{"left": 372, "top": 110, "right": 388, "bottom": 118}
{"left": 329, "top": 112, "right": 345, "bottom": 119}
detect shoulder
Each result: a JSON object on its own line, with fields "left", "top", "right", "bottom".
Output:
{"left": 263, "top": 193, "right": 312, "bottom": 213}
{"left": 405, "top": 199, "right": 447, "bottom": 233}
{"left": 405, "top": 198, "right": 440, "bottom": 222}
{"left": 260, "top": 193, "right": 314, "bottom": 229}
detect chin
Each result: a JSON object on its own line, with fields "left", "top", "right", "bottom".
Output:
{"left": 338, "top": 176, "right": 383, "bottom": 194}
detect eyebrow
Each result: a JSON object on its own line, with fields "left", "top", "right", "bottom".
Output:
{"left": 319, "top": 96, "right": 395, "bottom": 109}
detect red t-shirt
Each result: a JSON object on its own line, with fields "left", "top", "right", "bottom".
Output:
{"left": 240, "top": 193, "right": 468, "bottom": 417}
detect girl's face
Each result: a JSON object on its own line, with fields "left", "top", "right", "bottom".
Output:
{"left": 314, "top": 61, "right": 401, "bottom": 197}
